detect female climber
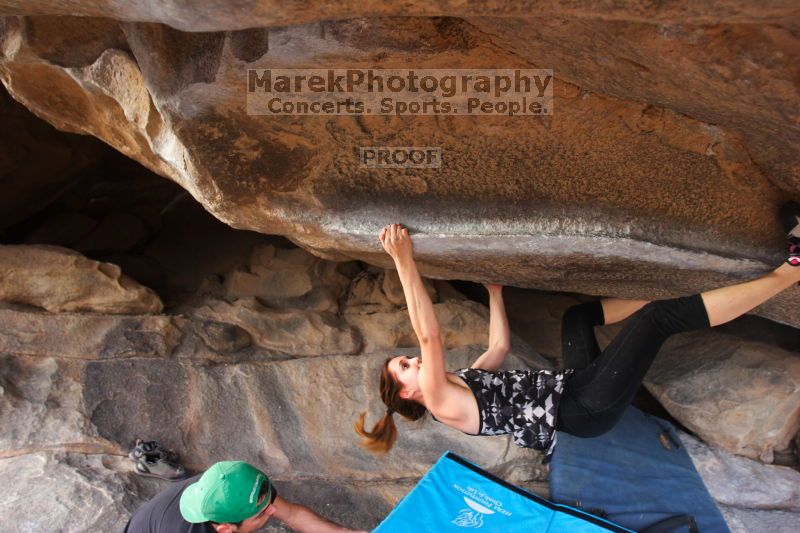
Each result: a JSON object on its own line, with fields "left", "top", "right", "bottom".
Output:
{"left": 354, "top": 202, "right": 800, "bottom": 460}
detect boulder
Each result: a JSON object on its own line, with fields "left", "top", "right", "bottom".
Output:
{"left": 680, "top": 431, "right": 800, "bottom": 533}
{"left": 494, "top": 289, "right": 607, "bottom": 361}
{"left": 79, "top": 345, "right": 549, "bottom": 482}
{"left": 193, "top": 320, "right": 252, "bottom": 353}
{"left": 0, "top": 452, "right": 158, "bottom": 533}
{"left": 717, "top": 507, "right": 800, "bottom": 533}
{"left": 0, "top": 244, "right": 163, "bottom": 313}
{"left": 190, "top": 297, "right": 362, "bottom": 356}
{"left": 344, "top": 268, "right": 438, "bottom": 314}
{"left": 680, "top": 431, "right": 800, "bottom": 512}
{"left": 0, "top": 7, "right": 798, "bottom": 529}
{"left": 0, "top": 13, "right": 798, "bottom": 326}
{"left": 345, "top": 299, "right": 494, "bottom": 353}
{"left": 0, "top": 2, "right": 795, "bottom": 31}
{"left": 646, "top": 331, "right": 800, "bottom": 463}
{"left": 342, "top": 270, "right": 552, "bottom": 368}
{"left": 487, "top": 288, "right": 800, "bottom": 465}
{"left": 0, "top": 354, "right": 106, "bottom": 454}
{"left": 0, "top": 233, "right": 794, "bottom": 530}
{"left": 219, "top": 243, "right": 352, "bottom": 312}
{"left": 0, "top": 307, "right": 181, "bottom": 360}
{"left": 224, "top": 269, "right": 313, "bottom": 301}
{"left": 0, "top": 249, "right": 553, "bottom": 530}
{"left": 0, "top": 450, "right": 450, "bottom": 533}
{"left": 141, "top": 194, "right": 272, "bottom": 302}
{"left": 97, "top": 252, "right": 165, "bottom": 290}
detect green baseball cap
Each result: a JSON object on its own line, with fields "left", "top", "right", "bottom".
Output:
{"left": 180, "top": 461, "right": 272, "bottom": 524}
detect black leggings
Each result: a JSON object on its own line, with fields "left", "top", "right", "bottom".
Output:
{"left": 555, "top": 295, "right": 710, "bottom": 438}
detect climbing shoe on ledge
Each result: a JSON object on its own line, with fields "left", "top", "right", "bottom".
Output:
{"left": 134, "top": 454, "right": 187, "bottom": 481}
{"left": 129, "top": 439, "right": 187, "bottom": 481}
{"left": 128, "top": 439, "right": 180, "bottom": 463}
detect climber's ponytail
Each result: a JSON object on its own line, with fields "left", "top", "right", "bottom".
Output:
{"left": 354, "top": 409, "right": 398, "bottom": 453}
{"left": 354, "top": 357, "right": 427, "bottom": 453}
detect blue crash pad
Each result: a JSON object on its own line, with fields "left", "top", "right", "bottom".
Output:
{"left": 375, "top": 451, "right": 633, "bottom": 532}
{"left": 550, "top": 406, "right": 729, "bottom": 532}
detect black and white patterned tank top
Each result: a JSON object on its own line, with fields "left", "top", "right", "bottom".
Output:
{"left": 449, "top": 367, "right": 572, "bottom": 461}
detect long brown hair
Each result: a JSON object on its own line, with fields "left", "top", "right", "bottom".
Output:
{"left": 354, "top": 357, "right": 427, "bottom": 453}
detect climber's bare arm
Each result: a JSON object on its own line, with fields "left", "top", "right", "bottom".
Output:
{"left": 471, "top": 284, "right": 510, "bottom": 371}
{"left": 380, "top": 224, "right": 447, "bottom": 394}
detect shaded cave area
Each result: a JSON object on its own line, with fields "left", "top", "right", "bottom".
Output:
{"left": 1, "top": 140, "right": 285, "bottom": 308}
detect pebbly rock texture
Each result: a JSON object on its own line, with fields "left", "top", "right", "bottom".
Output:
{"left": 680, "top": 431, "right": 800, "bottom": 533}
{"left": 0, "top": 244, "right": 163, "bottom": 313}
{"left": 0, "top": 9, "right": 798, "bottom": 327}
{"left": 645, "top": 331, "right": 800, "bottom": 464}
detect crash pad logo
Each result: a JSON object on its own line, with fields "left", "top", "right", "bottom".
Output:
{"left": 451, "top": 497, "right": 494, "bottom": 528}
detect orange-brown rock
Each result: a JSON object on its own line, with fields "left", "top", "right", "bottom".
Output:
{"left": 0, "top": 11, "right": 798, "bottom": 327}
{"left": 0, "top": 7, "right": 799, "bottom": 529}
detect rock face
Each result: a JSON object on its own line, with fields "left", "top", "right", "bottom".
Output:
{"left": 0, "top": 453, "right": 160, "bottom": 533}
{"left": 0, "top": 307, "right": 181, "bottom": 360}
{"left": 0, "top": 8, "right": 798, "bottom": 327}
{"left": 0, "top": 241, "right": 551, "bottom": 531}
{"left": 0, "top": 226, "right": 797, "bottom": 531}
{"left": 0, "top": 244, "right": 163, "bottom": 313}
{"left": 646, "top": 331, "right": 800, "bottom": 463}
{"left": 80, "top": 347, "right": 544, "bottom": 481}
{"left": 1, "top": 3, "right": 799, "bottom": 531}
{"left": 193, "top": 297, "right": 362, "bottom": 356}
{"left": 680, "top": 431, "right": 800, "bottom": 533}
{"left": 188, "top": 242, "right": 362, "bottom": 355}
{"left": 342, "top": 268, "right": 518, "bottom": 353}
